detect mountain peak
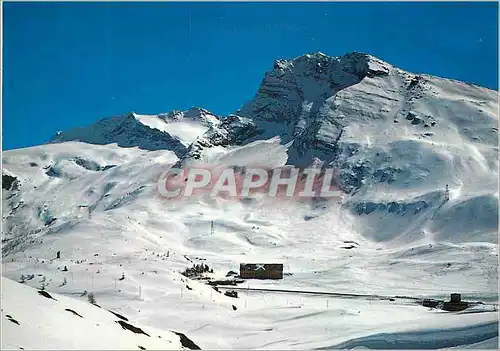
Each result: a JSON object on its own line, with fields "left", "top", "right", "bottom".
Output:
{"left": 237, "top": 51, "right": 393, "bottom": 133}
{"left": 303, "top": 51, "right": 328, "bottom": 58}
{"left": 273, "top": 51, "right": 388, "bottom": 70}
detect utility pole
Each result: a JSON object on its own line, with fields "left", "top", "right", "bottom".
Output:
{"left": 445, "top": 184, "right": 450, "bottom": 201}
{"left": 245, "top": 282, "right": 249, "bottom": 308}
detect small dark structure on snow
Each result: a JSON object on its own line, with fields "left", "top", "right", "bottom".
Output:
{"left": 422, "top": 298, "right": 440, "bottom": 308}
{"left": 239, "top": 263, "right": 283, "bottom": 280}
{"left": 224, "top": 290, "right": 238, "bottom": 298}
{"left": 444, "top": 184, "right": 450, "bottom": 201}
{"left": 181, "top": 263, "right": 212, "bottom": 278}
{"left": 422, "top": 293, "right": 469, "bottom": 311}
{"left": 442, "top": 293, "right": 468, "bottom": 312}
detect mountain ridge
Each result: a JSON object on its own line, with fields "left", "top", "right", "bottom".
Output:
{"left": 47, "top": 51, "right": 497, "bottom": 161}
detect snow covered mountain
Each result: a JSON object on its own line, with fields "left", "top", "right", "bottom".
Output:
{"left": 2, "top": 51, "right": 498, "bottom": 349}
{"left": 49, "top": 108, "right": 221, "bottom": 155}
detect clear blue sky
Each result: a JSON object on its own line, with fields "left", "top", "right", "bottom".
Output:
{"left": 3, "top": 2, "right": 498, "bottom": 150}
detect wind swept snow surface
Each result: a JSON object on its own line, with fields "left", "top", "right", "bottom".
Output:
{"left": 1, "top": 277, "right": 199, "bottom": 350}
{"left": 2, "top": 51, "right": 499, "bottom": 349}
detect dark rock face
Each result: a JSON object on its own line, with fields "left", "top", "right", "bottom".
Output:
{"left": 6, "top": 315, "right": 20, "bottom": 325}
{"left": 65, "top": 308, "right": 83, "bottom": 318}
{"left": 220, "top": 115, "right": 260, "bottom": 145}
{"left": 353, "top": 200, "right": 429, "bottom": 216}
{"left": 73, "top": 157, "right": 101, "bottom": 171}
{"left": 228, "top": 52, "right": 399, "bottom": 174}
{"left": 172, "top": 331, "right": 201, "bottom": 350}
{"left": 37, "top": 290, "right": 57, "bottom": 301}
{"left": 116, "top": 320, "right": 150, "bottom": 337}
{"left": 2, "top": 174, "right": 19, "bottom": 191}
{"left": 236, "top": 52, "right": 368, "bottom": 134}
{"left": 45, "top": 166, "right": 61, "bottom": 178}
{"left": 108, "top": 310, "right": 129, "bottom": 321}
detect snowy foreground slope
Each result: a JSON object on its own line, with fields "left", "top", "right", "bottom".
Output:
{"left": 1, "top": 276, "right": 200, "bottom": 350}
{"left": 2, "top": 52, "right": 499, "bottom": 349}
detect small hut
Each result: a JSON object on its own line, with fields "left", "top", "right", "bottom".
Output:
{"left": 442, "top": 293, "right": 468, "bottom": 312}
{"left": 239, "top": 263, "right": 283, "bottom": 280}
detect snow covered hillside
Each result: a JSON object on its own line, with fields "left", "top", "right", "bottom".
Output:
{"left": 2, "top": 51, "right": 498, "bottom": 349}
{"left": 1, "top": 276, "right": 200, "bottom": 350}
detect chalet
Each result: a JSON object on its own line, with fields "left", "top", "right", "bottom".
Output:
{"left": 239, "top": 263, "right": 283, "bottom": 280}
